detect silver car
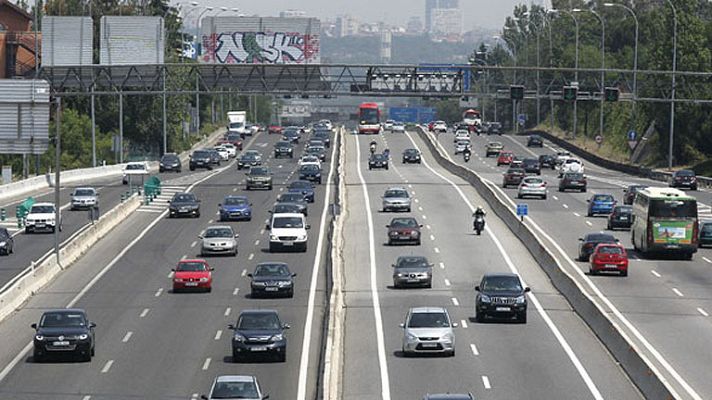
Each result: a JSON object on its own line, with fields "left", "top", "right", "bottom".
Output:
{"left": 202, "top": 375, "right": 267, "bottom": 400}
{"left": 70, "top": 187, "right": 98, "bottom": 210}
{"left": 517, "top": 177, "right": 547, "bottom": 199}
{"left": 401, "top": 306, "right": 457, "bottom": 356}
{"left": 454, "top": 139, "right": 471, "bottom": 155}
{"left": 392, "top": 256, "right": 433, "bottom": 288}
{"left": 382, "top": 187, "right": 412, "bottom": 212}
{"left": 200, "top": 225, "right": 239, "bottom": 256}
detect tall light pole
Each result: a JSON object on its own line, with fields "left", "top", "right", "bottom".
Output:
{"left": 550, "top": 9, "right": 579, "bottom": 138}
{"left": 492, "top": 35, "right": 512, "bottom": 124}
{"left": 470, "top": 51, "right": 489, "bottom": 122}
{"left": 573, "top": 7, "right": 605, "bottom": 138}
{"left": 214, "top": 6, "right": 229, "bottom": 17}
{"left": 665, "top": 0, "right": 678, "bottom": 169}
{"left": 604, "top": 3, "right": 638, "bottom": 133}
{"left": 195, "top": 6, "right": 214, "bottom": 133}
{"left": 503, "top": 26, "right": 520, "bottom": 132}
{"left": 546, "top": 10, "right": 556, "bottom": 130}
{"left": 524, "top": 11, "right": 542, "bottom": 126}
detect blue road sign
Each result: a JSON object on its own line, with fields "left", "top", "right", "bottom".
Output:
{"left": 516, "top": 204, "right": 528, "bottom": 217}
{"left": 389, "top": 107, "right": 437, "bottom": 124}
{"left": 518, "top": 114, "right": 526, "bottom": 126}
{"left": 627, "top": 130, "right": 637, "bottom": 141}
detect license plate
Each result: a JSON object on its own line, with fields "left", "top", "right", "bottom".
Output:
{"left": 185, "top": 282, "right": 198, "bottom": 287}
{"left": 421, "top": 343, "right": 438, "bottom": 348}
{"left": 496, "top": 307, "right": 511, "bottom": 312}
{"left": 53, "top": 341, "right": 70, "bottom": 346}
{"left": 620, "top": 217, "right": 628, "bottom": 221}
{"left": 265, "top": 287, "right": 279, "bottom": 291}
{"left": 233, "top": 212, "right": 241, "bottom": 216}
{"left": 282, "top": 242, "right": 294, "bottom": 246}
{"left": 399, "top": 236, "right": 410, "bottom": 240}
{"left": 407, "top": 279, "right": 419, "bottom": 283}
{"left": 605, "top": 264, "right": 618, "bottom": 268}
{"left": 36, "top": 223, "right": 45, "bottom": 228}
{"left": 180, "top": 208, "right": 188, "bottom": 212}
{"left": 251, "top": 346, "right": 267, "bottom": 352}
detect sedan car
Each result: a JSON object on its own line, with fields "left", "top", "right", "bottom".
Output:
{"left": 225, "top": 133, "right": 244, "bottom": 150}
{"left": 159, "top": 153, "right": 182, "bottom": 173}
{"left": 369, "top": 153, "right": 389, "bottom": 170}
{"left": 32, "top": 309, "right": 96, "bottom": 362}
{"left": 70, "top": 187, "right": 98, "bottom": 210}
{"left": 402, "top": 148, "right": 422, "bottom": 164}
{"left": 559, "top": 172, "right": 587, "bottom": 192}
{"left": 298, "top": 164, "right": 322, "bottom": 184}
{"left": 517, "top": 177, "right": 547, "bottom": 199}
{"left": 400, "top": 306, "right": 456, "bottom": 356}
{"left": 237, "top": 150, "right": 262, "bottom": 170}
{"left": 219, "top": 195, "right": 252, "bottom": 221}
{"left": 589, "top": 243, "right": 628, "bottom": 276}
{"left": 271, "top": 202, "right": 305, "bottom": 216}
{"left": 392, "top": 255, "right": 433, "bottom": 288}
{"left": 172, "top": 259, "right": 213, "bottom": 292}
{"left": 496, "top": 151, "right": 514, "bottom": 166}
{"left": 699, "top": 220, "right": 712, "bottom": 247}
{"left": 578, "top": 233, "right": 618, "bottom": 261}
{"left": 245, "top": 166, "right": 273, "bottom": 191}
{"left": 521, "top": 158, "right": 541, "bottom": 175}
{"left": 454, "top": 139, "right": 471, "bottom": 155}
{"left": 474, "top": 273, "right": 530, "bottom": 323}
{"left": 623, "top": 184, "right": 647, "bottom": 205}
{"left": 0, "top": 227, "right": 13, "bottom": 255}
{"left": 248, "top": 262, "right": 296, "bottom": 298}
{"left": 526, "top": 134, "right": 544, "bottom": 147}
{"left": 201, "top": 375, "right": 267, "bottom": 400}
{"left": 168, "top": 192, "right": 201, "bottom": 218}
{"left": 669, "top": 169, "right": 697, "bottom": 190}
{"left": 306, "top": 145, "right": 327, "bottom": 162}
{"left": 189, "top": 150, "right": 214, "bottom": 171}
{"left": 502, "top": 167, "right": 526, "bottom": 188}
{"left": 200, "top": 225, "right": 239, "bottom": 256}
{"left": 587, "top": 194, "right": 616, "bottom": 216}
{"left": 229, "top": 310, "right": 289, "bottom": 362}
{"left": 298, "top": 155, "right": 322, "bottom": 168}
{"left": 392, "top": 122, "right": 406, "bottom": 133}
{"left": 269, "top": 125, "right": 283, "bottom": 134}
{"left": 287, "top": 180, "right": 316, "bottom": 203}
{"left": 607, "top": 205, "right": 633, "bottom": 230}
{"left": 387, "top": 217, "right": 422, "bottom": 245}
{"left": 282, "top": 129, "right": 300, "bottom": 144}
{"left": 382, "top": 187, "right": 412, "bottom": 212}
{"left": 485, "top": 142, "right": 503, "bottom": 157}
{"left": 313, "top": 130, "right": 331, "bottom": 148}
{"left": 539, "top": 154, "right": 556, "bottom": 169}
{"left": 486, "top": 122, "right": 502, "bottom": 135}
{"left": 276, "top": 193, "right": 308, "bottom": 216}
{"left": 274, "top": 141, "right": 294, "bottom": 158}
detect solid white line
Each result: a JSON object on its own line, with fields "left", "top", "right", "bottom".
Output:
{"left": 101, "top": 360, "right": 114, "bottom": 373}
{"left": 154, "top": 288, "right": 163, "bottom": 297}
{"left": 672, "top": 288, "right": 684, "bottom": 297}
{"left": 651, "top": 270, "right": 662, "bottom": 278}
{"left": 482, "top": 376, "right": 491, "bottom": 389}
{"left": 703, "top": 256, "right": 712, "bottom": 264}
{"left": 297, "top": 129, "right": 340, "bottom": 400}
{"left": 248, "top": 253, "right": 254, "bottom": 261}
{"left": 214, "top": 330, "right": 222, "bottom": 340}
{"left": 140, "top": 308, "right": 150, "bottom": 318}
{"left": 470, "top": 343, "right": 479, "bottom": 356}
{"left": 224, "top": 307, "right": 231, "bottom": 317}
{"left": 460, "top": 319, "right": 468, "bottom": 328}
{"left": 351, "top": 134, "right": 391, "bottom": 400}
{"left": 697, "top": 308, "right": 709, "bottom": 317}
{"left": 202, "top": 357, "right": 211, "bottom": 370}
{"left": 451, "top": 297, "right": 459, "bottom": 306}
{"left": 232, "top": 288, "right": 240, "bottom": 296}
{"left": 444, "top": 278, "right": 451, "bottom": 286}
{"left": 439, "top": 262, "right": 445, "bottom": 269}
{"left": 121, "top": 331, "right": 133, "bottom": 343}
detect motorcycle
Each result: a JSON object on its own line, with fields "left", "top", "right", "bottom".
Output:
{"left": 473, "top": 215, "right": 485, "bottom": 235}
{"left": 370, "top": 144, "right": 376, "bottom": 155}
{"left": 463, "top": 152, "right": 471, "bottom": 162}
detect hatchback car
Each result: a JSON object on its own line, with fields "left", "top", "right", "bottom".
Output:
{"left": 245, "top": 166, "right": 273, "bottom": 191}
{"left": 0, "top": 227, "right": 13, "bottom": 255}
{"left": 517, "top": 177, "right": 547, "bottom": 199}
{"left": 496, "top": 151, "right": 514, "bottom": 166}
{"left": 70, "top": 187, "right": 99, "bottom": 210}
{"left": 159, "top": 153, "right": 182, "bottom": 173}
{"left": 369, "top": 153, "right": 389, "bottom": 170}
{"left": 172, "top": 259, "right": 213, "bottom": 292}
{"left": 589, "top": 243, "right": 629, "bottom": 276}
{"left": 219, "top": 195, "right": 252, "bottom": 221}
{"left": 526, "top": 135, "right": 544, "bottom": 147}
{"left": 521, "top": 158, "right": 541, "bottom": 175}
{"left": 237, "top": 150, "right": 262, "bottom": 170}
{"left": 382, "top": 187, "right": 412, "bottom": 212}
{"left": 485, "top": 142, "right": 503, "bottom": 157}
{"left": 578, "top": 233, "right": 619, "bottom": 261}
{"left": 32, "top": 309, "right": 96, "bottom": 362}
{"left": 474, "top": 273, "right": 530, "bottom": 323}
{"left": 670, "top": 169, "right": 697, "bottom": 190}
{"left": 168, "top": 192, "right": 201, "bottom": 218}
{"left": 201, "top": 375, "right": 267, "bottom": 400}
{"left": 402, "top": 148, "right": 422, "bottom": 164}
{"left": 200, "top": 225, "right": 239, "bottom": 256}
{"left": 539, "top": 154, "right": 556, "bottom": 169}
{"left": 229, "top": 310, "right": 289, "bottom": 362}
{"left": 276, "top": 193, "right": 308, "bottom": 215}
{"left": 392, "top": 255, "right": 433, "bottom": 288}
{"left": 282, "top": 130, "right": 300, "bottom": 144}
{"left": 225, "top": 134, "right": 244, "bottom": 150}
{"left": 587, "top": 194, "right": 616, "bottom": 216}
{"left": 607, "top": 205, "right": 633, "bottom": 230}
{"left": 502, "top": 167, "right": 526, "bottom": 188}
{"left": 559, "top": 172, "right": 587, "bottom": 192}
{"left": 386, "top": 217, "right": 422, "bottom": 245}
{"left": 623, "top": 184, "right": 648, "bottom": 205}
{"left": 400, "top": 307, "right": 456, "bottom": 356}
{"left": 486, "top": 122, "right": 502, "bottom": 135}
{"left": 274, "top": 141, "right": 294, "bottom": 158}
{"left": 306, "top": 146, "right": 327, "bottom": 162}
{"left": 248, "top": 262, "right": 296, "bottom": 298}
{"left": 699, "top": 220, "right": 712, "bottom": 247}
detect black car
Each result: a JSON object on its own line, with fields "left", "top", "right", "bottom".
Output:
{"left": 0, "top": 227, "right": 14, "bottom": 255}
{"left": 539, "top": 154, "right": 556, "bottom": 169}
{"left": 699, "top": 220, "right": 712, "bottom": 248}
{"left": 237, "top": 151, "right": 262, "bottom": 170}
{"left": 526, "top": 135, "right": 544, "bottom": 147}
{"left": 168, "top": 192, "right": 201, "bottom": 218}
{"left": 299, "top": 164, "right": 322, "bottom": 184}
{"left": 623, "top": 184, "right": 647, "bottom": 205}
{"left": 475, "top": 273, "right": 530, "bottom": 323}
{"left": 32, "top": 309, "right": 96, "bottom": 362}
{"left": 271, "top": 202, "right": 306, "bottom": 216}
{"left": 159, "top": 153, "right": 182, "bottom": 173}
{"left": 521, "top": 158, "right": 541, "bottom": 175}
{"left": 282, "top": 130, "right": 300, "bottom": 144}
{"left": 369, "top": 153, "right": 389, "bottom": 170}
{"left": 248, "top": 262, "right": 297, "bottom": 298}
{"left": 402, "top": 148, "right": 422, "bottom": 164}
{"left": 608, "top": 205, "right": 633, "bottom": 230}
{"left": 288, "top": 180, "right": 316, "bottom": 202}
{"left": 274, "top": 141, "right": 294, "bottom": 158}
{"left": 559, "top": 172, "right": 587, "bottom": 192}
{"left": 245, "top": 166, "right": 273, "bottom": 190}
{"left": 487, "top": 122, "right": 502, "bottom": 135}
{"left": 313, "top": 130, "right": 331, "bottom": 148}
{"left": 189, "top": 150, "right": 213, "bottom": 171}
{"left": 276, "top": 193, "right": 308, "bottom": 216}
{"left": 670, "top": 169, "right": 697, "bottom": 190}
{"left": 306, "top": 146, "right": 327, "bottom": 162}
{"left": 229, "top": 310, "right": 289, "bottom": 362}
{"left": 578, "top": 233, "right": 618, "bottom": 261}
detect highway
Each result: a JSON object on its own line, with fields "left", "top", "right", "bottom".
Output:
{"left": 0, "top": 130, "right": 335, "bottom": 399}
{"left": 339, "top": 130, "right": 642, "bottom": 399}
{"left": 433, "top": 129, "right": 712, "bottom": 400}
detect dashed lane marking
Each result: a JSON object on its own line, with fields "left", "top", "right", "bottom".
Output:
{"left": 482, "top": 376, "right": 491, "bottom": 389}
{"left": 101, "top": 360, "right": 114, "bottom": 374}
{"left": 698, "top": 308, "right": 709, "bottom": 317}
{"left": 470, "top": 343, "right": 479, "bottom": 356}
{"left": 140, "top": 308, "right": 150, "bottom": 318}
{"left": 214, "top": 330, "right": 222, "bottom": 340}
{"left": 651, "top": 270, "right": 662, "bottom": 278}
{"left": 451, "top": 297, "right": 459, "bottom": 306}
{"left": 224, "top": 307, "right": 231, "bottom": 317}
{"left": 672, "top": 288, "right": 684, "bottom": 297}
{"left": 121, "top": 332, "right": 133, "bottom": 343}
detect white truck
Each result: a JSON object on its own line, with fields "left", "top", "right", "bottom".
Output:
{"left": 227, "top": 111, "right": 247, "bottom": 137}
{"left": 122, "top": 161, "right": 149, "bottom": 185}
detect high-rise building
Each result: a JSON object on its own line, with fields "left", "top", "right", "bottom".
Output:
{"left": 425, "top": 0, "right": 459, "bottom": 33}
{"left": 430, "top": 8, "right": 463, "bottom": 37}
{"left": 280, "top": 10, "right": 307, "bottom": 18}
{"left": 335, "top": 14, "right": 359, "bottom": 37}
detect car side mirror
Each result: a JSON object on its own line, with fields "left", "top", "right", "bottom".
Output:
{"left": 196, "top": 200, "right": 201, "bottom": 203}
{"left": 419, "top": 224, "right": 423, "bottom": 228}
{"left": 265, "top": 224, "right": 271, "bottom": 230}
{"left": 247, "top": 273, "right": 253, "bottom": 278}
{"left": 250, "top": 203, "right": 253, "bottom": 206}
{"left": 385, "top": 225, "right": 390, "bottom": 228}
{"left": 524, "top": 287, "right": 531, "bottom": 293}
{"left": 201, "top": 396, "right": 208, "bottom": 400}
{"left": 31, "top": 323, "right": 37, "bottom": 329}
{"left": 235, "top": 234, "right": 239, "bottom": 238}
{"left": 586, "top": 199, "right": 590, "bottom": 202}
{"left": 475, "top": 285, "right": 480, "bottom": 291}
{"left": 615, "top": 239, "right": 620, "bottom": 242}
{"left": 210, "top": 268, "right": 215, "bottom": 271}
{"left": 282, "top": 324, "right": 291, "bottom": 329}
{"left": 171, "top": 268, "right": 176, "bottom": 272}
{"left": 306, "top": 224, "right": 311, "bottom": 230}
{"left": 228, "top": 324, "right": 236, "bottom": 330}
{"left": 292, "top": 273, "right": 297, "bottom": 277}
{"left": 218, "top": 203, "right": 222, "bottom": 207}
{"left": 198, "top": 235, "right": 203, "bottom": 239}
{"left": 89, "top": 322, "right": 97, "bottom": 328}
{"left": 167, "top": 200, "right": 171, "bottom": 203}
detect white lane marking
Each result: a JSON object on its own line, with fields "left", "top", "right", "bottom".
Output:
{"left": 241, "top": 269, "right": 247, "bottom": 277}
{"left": 82, "top": 396, "right": 91, "bottom": 400}
{"left": 414, "top": 198, "right": 420, "bottom": 203}
{"left": 451, "top": 297, "right": 459, "bottom": 306}
{"left": 202, "top": 357, "right": 211, "bottom": 370}
{"left": 553, "top": 195, "right": 559, "bottom": 200}
{"left": 352, "top": 134, "right": 391, "bottom": 400}
{"left": 444, "top": 278, "right": 451, "bottom": 286}
{"left": 470, "top": 343, "right": 479, "bottom": 356}
{"left": 297, "top": 129, "right": 340, "bottom": 400}
{"left": 233, "top": 188, "right": 238, "bottom": 192}
{"left": 140, "top": 308, "right": 150, "bottom": 318}
{"left": 672, "top": 288, "right": 684, "bottom": 297}
{"left": 405, "top": 179, "right": 409, "bottom": 183}
{"left": 190, "top": 241, "right": 197, "bottom": 247}
{"left": 651, "top": 270, "right": 662, "bottom": 278}
{"left": 698, "top": 308, "right": 709, "bottom": 317}
{"left": 214, "top": 330, "right": 222, "bottom": 340}
{"left": 429, "top": 234, "right": 435, "bottom": 241}
{"left": 181, "top": 254, "right": 187, "bottom": 260}
{"left": 460, "top": 319, "right": 468, "bottom": 328}
{"left": 208, "top": 219, "right": 213, "bottom": 224}
{"left": 439, "top": 262, "right": 445, "bottom": 269}
{"left": 101, "top": 360, "right": 114, "bottom": 373}
{"left": 418, "top": 206, "right": 423, "bottom": 211}
{"left": 563, "top": 204, "right": 569, "bottom": 209}
{"left": 154, "top": 288, "right": 163, "bottom": 297}
{"left": 425, "top": 224, "right": 431, "bottom": 230}
{"left": 260, "top": 229, "right": 265, "bottom": 235}
{"left": 232, "top": 288, "right": 240, "bottom": 296}
{"left": 434, "top": 247, "right": 440, "bottom": 253}
{"left": 482, "top": 376, "right": 491, "bottom": 389}
{"left": 411, "top": 190, "right": 416, "bottom": 195}
{"left": 422, "top": 215, "right": 427, "bottom": 220}
{"left": 573, "top": 212, "right": 581, "bottom": 217}
{"left": 121, "top": 331, "right": 133, "bottom": 343}
{"left": 703, "top": 256, "right": 712, "bottom": 264}
{"left": 167, "top": 271, "right": 174, "bottom": 278}
{"left": 405, "top": 131, "right": 605, "bottom": 400}
{"left": 585, "top": 221, "right": 593, "bottom": 226}
{"left": 254, "top": 240, "right": 260, "bottom": 246}
{"left": 224, "top": 307, "right": 231, "bottom": 317}
{"left": 408, "top": 184, "right": 413, "bottom": 188}
{"left": 248, "top": 253, "right": 254, "bottom": 261}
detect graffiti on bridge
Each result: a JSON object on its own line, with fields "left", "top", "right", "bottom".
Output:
{"left": 201, "top": 31, "right": 320, "bottom": 64}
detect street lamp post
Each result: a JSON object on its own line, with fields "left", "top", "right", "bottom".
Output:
{"left": 550, "top": 9, "right": 579, "bottom": 138}
{"left": 545, "top": 10, "right": 556, "bottom": 130}
{"left": 604, "top": 3, "right": 638, "bottom": 134}
{"left": 665, "top": 0, "right": 678, "bottom": 169}
{"left": 573, "top": 7, "right": 605, "bottom": 138}
{"left": 492, "top": 35, "right": 512, "bottom": 124}
{"left": 524, "top": 11, "right": 542, "bottom": 126}
{"left": 502, "top": 27, "right": 520, "bottom": 132}
{"left": 194, "top": 6, "right": 214, "bottom": 133}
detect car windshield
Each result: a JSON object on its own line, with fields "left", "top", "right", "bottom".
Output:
{"left": 405, "top": 149, "right": 418, "bottom": 155}
{"left": 211, "top": 381, "right": 259, "bottom": 399}
{"left": 586, "top": 234, "right": 616, "bottom": 243}
{"left": 241, "top": 153, "right": 258, "bottom": 160}
{"left": 30, "top": 205, "right": 54, "bottom": 213}
{"left": 481, "top": 276, "right": 523, "bottom": 292}
{"left": 276, "top": 142, "right": 291, "bottom": 148}
{"left": 397, "top": 257, "right": 429, "bottom": 269}
{"left": 372, "top": 154, "right": 386, "bottom": 161}
{"left": 279, "top": 194, "right": 304, "bottom": 203}
{"left": 598, "top": 246, "right": 624, "bottom": 255}
{"left": 176, "top": 262, "right": 208, "bottom": 272}
{"left": 301, "top": 165, "right": 319, "bottom": 172}
{"left": 74, "top": 189, "right": 95, "bottom": 196}
{"left": 593, "top": 195, "right": 614, "bottom": 202}
{"left": 237, "top": 313, "right": 281, "bottom": 330}
{"left": 173, "top": 194, "right": 196, "bottom": 202}
{"left": 523, "top": 159, "right": 538, "bottom": 165}
{"left": 390, "top": 218, "right": 417, "bottom": 228}
{"left": 407, "top": 312, "right": 450, "bottom": 328}
{"left": 204, "top": 228, "right": 233, "bottom": 238}
{"left": 161, "top": 155, "right": 178, "bottom": 162}
{"left": 457, "top": 140, "right": 470, "bottom": 146}
{"left": 193, "top": 151, "right": 210, "bottom": 158}
{"left": 227, "top": 135, "right": 241, "bottom": 141}
{"left": 488, "top": 142, "right": 502, "bottom": 147}
{"left": 273, "top": 217, "right": 304, "bottom": 228}
{"left": 255, "top": 264, "right": 290, "bottom": 277}
{"left": 224, "top": 197, "right": 248, "bottom": 206}
{"left": 676, "top": 170, "right": 695, "bottom": 177}
{"left": 228, "top": 122, "right": 244, "bottom": 129}
{"left": 385, "top": 190, "right": 408, "bottom": 198}
{"left": 702, "top": 223, "right": 712, "bottom": 233}
{"left": 290, "top": 181, "right": 312, "bottom": 189}
{"left": 126, "top": 164, "right": 145, "bottom": 170}
{"left": 249, "top": 167, "right": 269, "bottom": 175}
{"left": 39, "top": 312, "right": 86, "bottom": 328}
{"left": 650, "top": 199, "right": 697, "bottom": 218}
{"left": 524, "top": 178, "right": 544, "bottom": 184}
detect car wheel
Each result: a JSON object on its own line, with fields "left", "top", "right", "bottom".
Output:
{"left": 587, "top": 211, "right": 592, "bottom": 217}
{"left": 406, "top": 207, "right": 411, "bottom": 212}
{"left": 82, "top": 351, "right": 91, "bottom": 362}
{"left": 269, "top": 243, "right": 276, "bottom": 253}
{"left": 233, "top": 352, "right": 241, "bottom": 363}
{"left": 288, "top": 289, "right": 294, "bottom": 298}
{"left": 426, "top": 281, "right": 432, "bottom": 289}
{"left": 387, "top": 239, "right": 392, "bottom": 246}
{"left": 448, "top": 350, "right": 455, "bottom": 357}
{"left": 542, "top": 195, "right": 547, "bottom": 200}
{"left": 416, "top": 239, "right": 421, "bottom": 246}
{"left": 620, "top": 270, "right": 628, "bottom": 277}
{"left": 33, "top": 352, "right": 43, "bottom": 363}
{"left": 581, "top": 188, "right": 587, "bottom": 193}
{"left": 589, "top": 266, "right": 596, "bottom": 275}
{"left": 190, "top": 167, "right": 195, "bottom": 171}
{"left": 195, "top": 212, "right": 200, "bottom": 218}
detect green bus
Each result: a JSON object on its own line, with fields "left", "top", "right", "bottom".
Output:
{"left": 631, "top": 187, "right": 698, "bottom": 259}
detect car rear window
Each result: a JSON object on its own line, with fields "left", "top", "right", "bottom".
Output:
{"left": 593, "top": 195, "right": 614, "bottom": 202}
{"left": 676, "top": 170, "right": 695, "bottom": 176}
{"left": 177, "top": 262, "right": 208, "bottom": 272}
{"left": 391, "top": 218, "right": 417, "bottom": 228}
{"left": 524, "top": 178, "right": 544, "bottom": 184}
{"left": 598, "top": 246, "right": 623, "bottom": 255}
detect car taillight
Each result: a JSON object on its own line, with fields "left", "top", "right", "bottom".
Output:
{"left": 692, "top": 222, "right": 699, "bottom": 245}
{"left": 647, "top": 220, "right": 653, "bottom": 245}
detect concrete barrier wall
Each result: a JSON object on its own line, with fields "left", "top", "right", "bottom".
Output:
{"left": 416, "top": 127, "right": 676, "bottom": 400}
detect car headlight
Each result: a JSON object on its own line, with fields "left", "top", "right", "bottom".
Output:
{"left": 78, "top": 334, "right": 89, "bottom": 340}
{"left": 159, "top": 162, "right": 164, "bottom": 166}
{"left": 233, "top": 334, "right": 245, "bottom": 342}
{"left": 410, "top": 231, "right": 419, "bottom": 237}
{"left": 407, "top": 332, "right": 418, "bottom": 341}
{"left": 35, "top": 335, "right": 44, "bottom": 341}
{"left": 278, "top": 281, "right": 292, "bottom": 287}
{"left": 252, "top": 281, "right": 265, "bottom": 286}
{"left": 397, "top": 273, "right": 406, "bottom": 277}
{"left": 516, "top": 295, "right": 527, "bottom": 304}
{"left": 443, "top": 332, "right": 454, "bottom": 341}
{"left": 270, "top": 234, "right": 279, "bottom": 241}
{"left": 199, "top": 277, "right": 209, "bottom": 282}
{"left": 390, "top": 231, "right": 398, "bottom": 236}
{"left": 174, "top": 278, "right": 183, "bottom": 282}
{"left": 0, "top": 241, "right": 6, "bottom": 247}
{"left": 480, "top": 294, "right": 491, "bottom": 303}
{"left": 271, "top": 334, "right": 284, "bottom": 342}
{"left": 297, "top": 235, "right": 307, "bottom": 241}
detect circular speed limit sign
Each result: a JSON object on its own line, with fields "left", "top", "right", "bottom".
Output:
{"left": 595, "top": 135, "right": 603, "bottom": 144}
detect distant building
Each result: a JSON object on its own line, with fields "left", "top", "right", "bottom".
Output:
{"left": 335, "top": 14, "right": 359, "bottom": 37}
{"left": 425, "top": 0, "right": 458, "bottom": 33}
{"left": 406, "top": 16, "right": 423, "bottom": 35}
{"left": 430, "top": 8, "right": 463, "bottom": 38}
{"left": 0, "top": 0, "right": 39, "bottom": 78}
{"left": 380, "top": 30, "right": 391, "bottom": 64}
{"left": 280, "top": 10, "right": 307, "bottom": 18}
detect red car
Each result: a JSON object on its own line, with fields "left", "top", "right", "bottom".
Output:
{"left": 497, "top": 151, "right": 514, "bottom": 166}
{"left": 386, "top": 217, "right": 422, "bottom": 246}
{"left": 172, "top": 259, "right": 213, "bottom": 292}
{"left": 225, "top": 134, "right": 244, "bottom": 150}
{"left": 589, "top": 243, "right": 628, "bottom": 276}
{"left": 269, "top": 125, "right": 283, "bottom": 134}
{"left": 428, "top": 121, "right": 435, "bottom": 132}
{"left": 502, "top": 167, "right": 525, "bottom": 188}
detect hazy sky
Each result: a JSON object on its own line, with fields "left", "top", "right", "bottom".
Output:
{"left": 175, "top": 0, "right": 551, "bottom": 30}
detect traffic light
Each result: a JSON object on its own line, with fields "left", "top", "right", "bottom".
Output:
{"left": 604, "top": 87, "right": 620, "bottom": 102}
{"left": 563, "top": 86, "right": 578, "bottom": 101}
{"left": 510, "top": 85, "right": 525, "bottom": 100}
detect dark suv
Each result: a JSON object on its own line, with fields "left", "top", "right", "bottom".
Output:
{"left": 474, "top": 273, "right": 530, "bottom": 323}
{"left": 539, "top": 154, "right": 555, "bottom": 169}
{"left": 669, "top": 169, "right": 697, "bottom": 190}
{"left": 189, "top": 150, "right": 213, "bottom": 171}
{"left": 32, "top": 309, "right": 96, "bottom": 362}
{"left": 521, "top": 158, "right": 541, "bottom": 175}
{"left": 526, "top": 135, "right": 543, "bottom": 147}
{"left": 274, "top": 141, "right": 294, "bottom": 158}
{"left": 298, "top": 164, "right": 322, "bottom": 184}
{"left": 229, "top": 310, "right": 290, "bottom": 362}
{"left": 623, "top": 184, "right": 647, "bottom": 205}
{"left": 559, "top": 172, "right": 587, "bottom": 192}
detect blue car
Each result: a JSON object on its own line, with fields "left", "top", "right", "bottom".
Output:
{"left": 288, "top": 180, "right": 315, "bottom": 203}
{"left": 587, "top": 194, "right": 616, "bottom": 216}
{"left": 219, "top": 195, "right": 252, "bottom": 221}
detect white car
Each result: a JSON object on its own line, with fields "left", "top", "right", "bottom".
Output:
{"left": 319, "top": 119, "right": 333, "bottom": 130}
{"left": 267, "top": 213, "right": 310, "bottom": 252}
{"left": 391, "top": 122, "right": 406, "bottom": 133}
{"left": 384, "top": 119, "right": 395, "bottom": 131}
{"left": 554, "top": 150, "right": 572, "bottom": 165}
{"left": 25, "top": 202, "right": 61, "bottom": 233}
{"left": 221, "top": 143, "right": 237, "bottom": 158}
{"left": 517, "top": 177, "right": 547, "bottom": 199}
{"left": 122, "top": 161, "right": 149, "bottom": 184}
{"left": 433, "top": 120, "right": 448, "bottom": 132}
{"left": 298, "top": 155, "right": 322, "bottom": 168}
{"left": 454, "top": 139, "right": 471, "bottom": 154}
{"left": 214, "top": 146, "right": 230, "bottom": 161}
{"left": 558, "top": 158, "right": 584, "bottom": 177}
{"left": 454, "top": 130, "right": 470, "bottom": 142}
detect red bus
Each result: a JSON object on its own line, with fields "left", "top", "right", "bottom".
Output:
{"left": 462, "top": 109, "right": 482, "bottom": 131}
{"left": 358, "top": 102, "right": 381, "bottom": 134}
